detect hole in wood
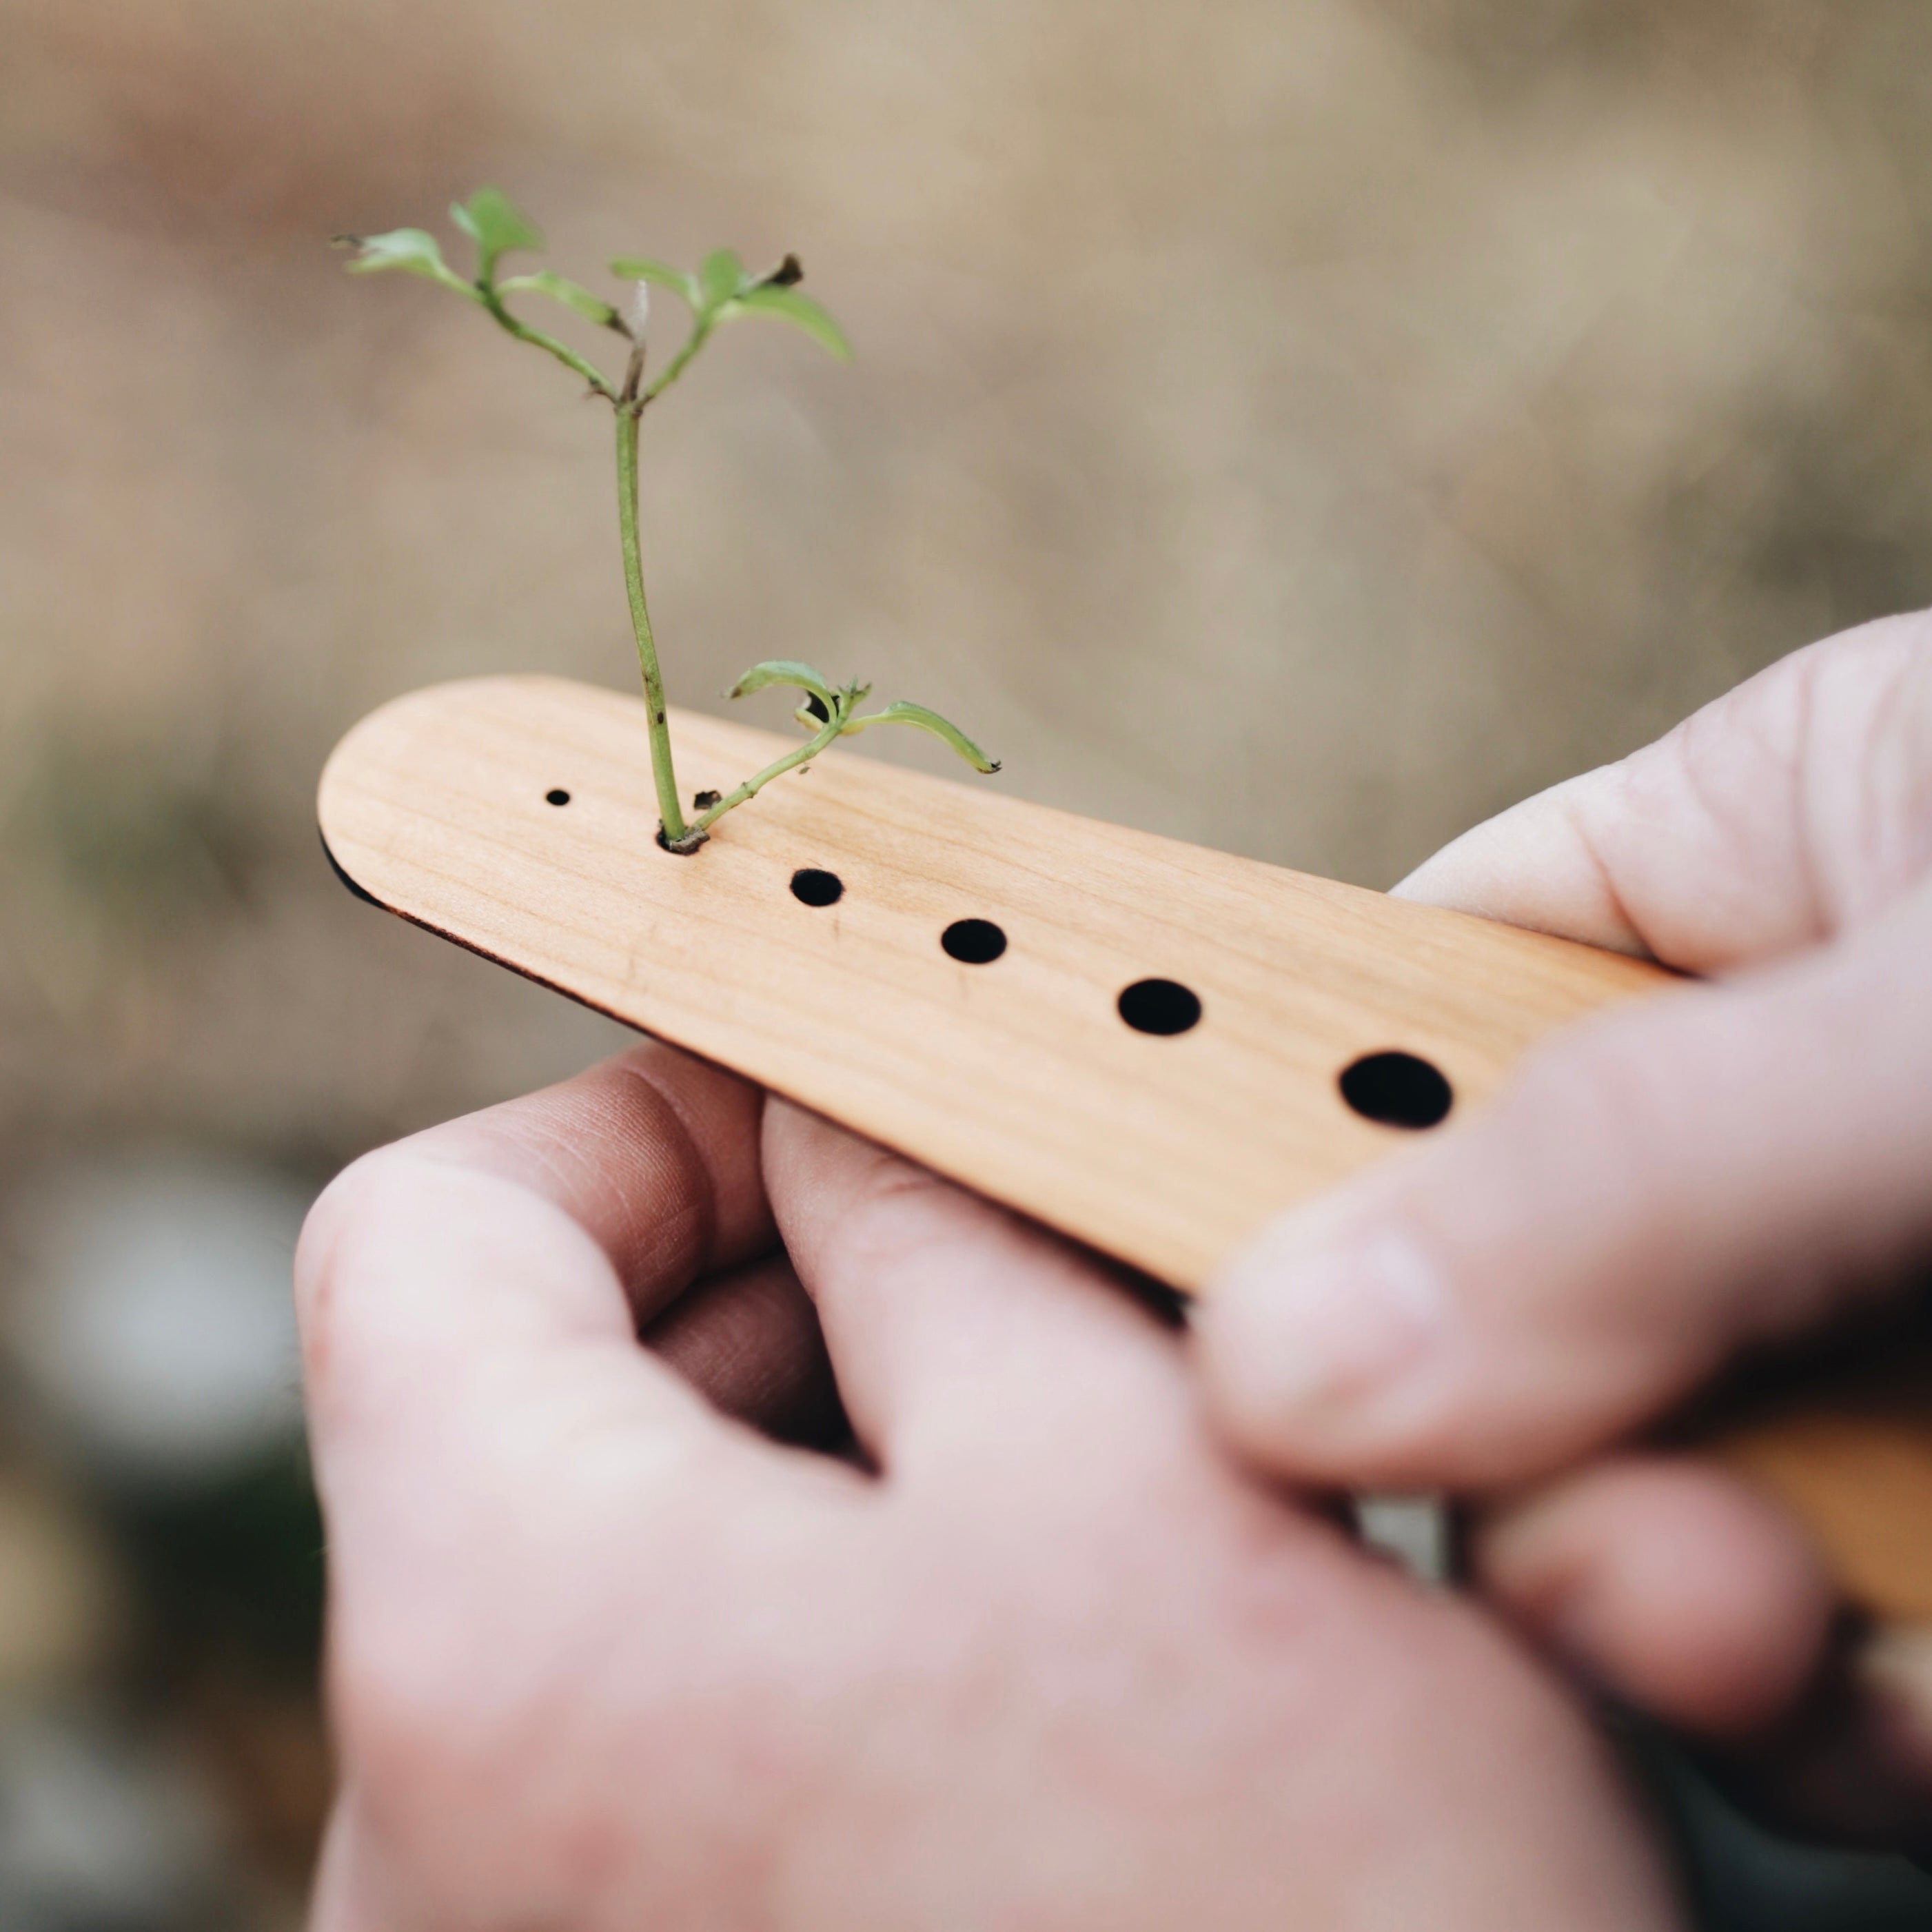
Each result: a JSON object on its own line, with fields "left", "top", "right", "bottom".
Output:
{"left": 790, "top": 868, "right": 844, "bottom": 907}
{"left": 1339, "top": 1050, "right": 1453, "bottom": 1129}
{"left": 1118, "top": 979, "right": 1201, "bottom": 1036}
{"left": 545, "top": 788, "right": 571, "bottom": 806}
{"left": 942, "top": 918, "right": 1007, "bottom": 964}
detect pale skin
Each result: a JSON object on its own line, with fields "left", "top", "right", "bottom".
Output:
{"left": 298, "top": 1058, "right": 1678, "bottom": 1928}
{"left": 1199, "top": 609, "right": 1932, "bottom": 1843}
{"left": 299, "top": 610, "right": 1930, "bottom": 1926}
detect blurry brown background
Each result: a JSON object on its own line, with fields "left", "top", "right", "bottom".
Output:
{"left": 6, "top": 1, "right": 1932, "bottom": 1924}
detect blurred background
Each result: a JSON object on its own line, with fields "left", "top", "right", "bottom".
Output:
{"left": 5, "top": 0, "right": 1932, "bottom": 1923}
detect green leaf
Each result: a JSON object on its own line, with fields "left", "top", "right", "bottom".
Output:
{"left": 338, "top": 227, "right": 447, "bottom": 277}
{"left": 496, "top": 269, "right": 620, "bottom": 328}
{"left": 730, "top": 284, "right": 852, "bottom": 360}
{"left": 846, "top": 701, "right": 999, "bottom": 772}
{"left": 450, "top": 187, "right": 542, "bottom": 283}
{"left": 700, "top": 247, "right": 748, "bottom": 310}
{"left": 726, "top": 660, "right": 841, "bottom": 712}
{"left": 336, "top": 227, "right": 476, "bottom": 296}
{"left": 609, "top": 256, "right": 702, "bottom": 307}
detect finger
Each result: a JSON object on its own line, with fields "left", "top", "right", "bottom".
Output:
{"left": 1396, "top": 612, "right": 1932, "bottom": 966}
{"left": 642, "top": 1252, "right": 844, "bottom": 1447}
{"left": 1197, "top": 884, "right": 1932, "bottom": 1487}
{"left": 1198, "top": 620, "right": 1932, "bottom": 1488}
{"left": 309, "top": 1796, "right": 387, "bottom": 1932}
{"left": 1472, "top": 1455, "right": 1836, "bottom": 1738}
{"left": 298, "top": 1147, "right": 752, "bottom": 1541}
{"left": 411, "top": 1038, "right": 775, "bottom": 1325}
{"left": 296, "top": 1043, "right": 789, "bottom": 1551}
{"left": 1481, "top": 1456, "right": 1932, "bottom": 1855}
{"left": 434, "top": 1040, "right": 832, "bottom": 1434}
{"left": 762, "top": 1101, "right": 1189, "bottom": 1472}
{"left": 1700, "top": 1628, "right": 1932, "bottom": 1858}
{"left": 298, "top": 1088, "right": 811, "bottom": 1907}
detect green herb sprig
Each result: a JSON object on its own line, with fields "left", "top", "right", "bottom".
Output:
{"left": 337, "top": 189, "right": 997, "bottom": 853}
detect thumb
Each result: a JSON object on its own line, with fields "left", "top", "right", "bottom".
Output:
{"left": 1195, "top": 883, "right": 1932, "bottom": 1489}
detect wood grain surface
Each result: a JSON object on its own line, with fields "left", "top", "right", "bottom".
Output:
{"left": 318, "top": 674, "right": 1667, "bottom": 1290}
{"left": 1700, "top": 1328, "right": 1932, "bottom": 1625}
{"left": 319, "top": 674, "right": 1932, "bottom": 1625}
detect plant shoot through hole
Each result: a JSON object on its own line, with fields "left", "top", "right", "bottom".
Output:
{"left": 337, "top": 189, "right": 999, "bottom": 852}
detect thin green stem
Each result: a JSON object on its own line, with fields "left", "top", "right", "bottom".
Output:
{"left": 616, "top": 405, "right": 690, "bottom": 845}
{"left": 481, "top": 287, "right": 618, "bottom": 398}
{"left": 641, "top": 318, "right": 715, "bottom": 405}
{"left": 691, "top": 709, "right": 846, "bottom": 835}
{"left": 471, "top": 280, "right": 852, "bottom": 851}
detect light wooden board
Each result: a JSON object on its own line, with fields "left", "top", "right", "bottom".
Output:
{"left": 318, "top": 674, "right": 1669, "bottom": 1292}
{"left": 320, "top": 674, "right": 1932, "bottom": 1626}
{"left": 1706, "top": 1339, "right": 1932, "bottom": 1625}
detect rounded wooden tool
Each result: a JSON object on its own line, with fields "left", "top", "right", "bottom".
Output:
{"left": 319, "top": 674, "right": 1932, "bottom": 1630}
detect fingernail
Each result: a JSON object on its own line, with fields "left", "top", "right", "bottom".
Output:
{"left": 1210, "top": 1224, "right": 1450, "bottom": 1424}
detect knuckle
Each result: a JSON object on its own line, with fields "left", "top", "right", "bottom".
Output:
{"left": 292, "top": 1163, "right": 361, "bottom": 1390}
{"left": 292, "top": 1145, "right": 434, "bottom": 1400}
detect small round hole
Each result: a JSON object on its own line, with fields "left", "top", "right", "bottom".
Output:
{"left": 790, "top": 868, "right": 844, "bottom": 907}
{"left": 942, "top": 917, "right": 1007, "bottom": 964}
{"left": 545, "top": 788, "right": 571, "bottom": 806}
{"left": 1339, "top": 1050, "right": 1453, "bottom": 1129}
{"left": 1118, "top": 978, "right": 1201, "bottom": 1036}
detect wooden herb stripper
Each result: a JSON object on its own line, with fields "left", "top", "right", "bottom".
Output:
{"left": 321, "top": 673, "right": 1932, "bottom": 1634}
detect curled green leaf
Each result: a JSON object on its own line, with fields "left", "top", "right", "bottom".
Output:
{"left": 609, "top": 256, "right": 702, "bottom": 307}
{"left": 728, "top": 284, "right": 851, "bottom": 360}
{"left": 496, "top": 269, "right": 620, "bottom": 329}
{"left": 451, "top": 187, "right": 542, "bottom": 284}
{"left": 700, "top": 247, "right": 748, "bottom": 310}
{"left": 335, "top": 227, "right": 478, "bottom": 298}
{"left": 726, "top": 659, "right": 841, "bottom": 712}
{"left": 845, "top": 700, "right": 999, "bottom": 773}
{"left": 338, "top": 227, "right": 447, "bottom": 276}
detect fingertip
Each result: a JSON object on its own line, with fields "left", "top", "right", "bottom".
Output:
{"left": 1195, "top": 1206, "right": 1464, "bottom": 1485}
{"left": 1192, "top": 1255, "right": 1320, "bottom": 1472}
{"left": 293, "top": 1151, "right": 365, "bottom": 1357}
{"left": 1391, "top": 773, "right": 1649, "bottom": 957}
{"left": 760, "top": 1100, "right": 914, "bottom": 1272}
{"left": 1475, "top": 1456, "right": 1836, "bottom": 1738}
{"left": 760, "top": 1095, "right": 871, "bottom": 1188}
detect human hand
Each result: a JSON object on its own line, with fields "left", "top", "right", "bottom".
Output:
{"left": 297, "top": 1044, "right": 1678, "bottom": 1929}
{"left": 1197, "top": 612, "right": 1932, "bottom": 1844}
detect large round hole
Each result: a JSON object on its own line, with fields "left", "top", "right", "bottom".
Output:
{"left": 790, "top": 867, "right": 844, "bottom": 908}
{"left": 545, "top": 788, "right": 571, "bottom": 806}
{"left": 1118, "top": 978, "right": 1202, "bottom": 1036}
{"left": 1339, "top": 1050, "right": 1453, "bottom": 1129}
{"left": 942, "top": 917, "right": 1007, "bottom": 964}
